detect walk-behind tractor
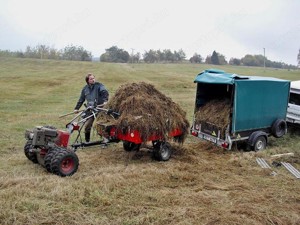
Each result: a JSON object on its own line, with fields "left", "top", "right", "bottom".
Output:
{"left": 24, "top": 105, "right": 181, "bottom": 177}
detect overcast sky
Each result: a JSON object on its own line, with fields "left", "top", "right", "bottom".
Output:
{"left": 0, "top": 0, "right": 299, "bottom": 65}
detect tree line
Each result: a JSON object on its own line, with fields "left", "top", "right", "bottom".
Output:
{"left": 0, "top": 44, "right": 92, "bottom": 61}
{"left": 0, "top": 44, "right": 298, "bottom": 69}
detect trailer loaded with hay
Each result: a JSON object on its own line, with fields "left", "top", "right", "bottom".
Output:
{"left": 190, "top": 69, "right": 290, "bottom": 150}
{"left": 96, "top": 82, "right": 190, "bottom": 159}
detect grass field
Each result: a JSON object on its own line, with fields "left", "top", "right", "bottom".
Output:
{"left": 0, "top": 57, "right": 300, "bottom": 225}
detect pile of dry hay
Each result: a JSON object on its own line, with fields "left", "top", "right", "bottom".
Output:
{"left": 194, "top": 99, "right": 231, "bottom": 136}
{"left": 96, "top": 82, "right": 190, "bottom": 143}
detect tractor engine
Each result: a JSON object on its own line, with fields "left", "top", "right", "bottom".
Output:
{"left": 24, "top": 126, "right": 78, "bottom": 177}
{"left": 25, "top": 126, "right": 70, "bottom": 148}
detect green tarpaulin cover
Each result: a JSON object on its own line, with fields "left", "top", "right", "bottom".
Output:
{"left": 194, "top": 69, "right": 290, "bottom": 132}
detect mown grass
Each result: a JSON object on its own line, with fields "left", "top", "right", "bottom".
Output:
{"left": 0, "top": 57, "right": 300, "bottom": 225}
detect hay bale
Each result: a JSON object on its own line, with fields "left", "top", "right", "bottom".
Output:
{"left": 96, "top": 82, "right": 190, "bottom": 143}
{"left": 195, "top": 99, "right": 231, "bottom": 135}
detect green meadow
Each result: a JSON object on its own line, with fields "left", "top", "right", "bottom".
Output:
{"left": 0, "top": 57, "right": 299, "bottom": 225}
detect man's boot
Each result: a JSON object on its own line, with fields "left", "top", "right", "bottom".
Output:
{"left": 85, "top": 132, "right": 90, "bottom": 142}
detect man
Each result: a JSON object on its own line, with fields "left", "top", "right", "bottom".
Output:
{"left": 74, "top": 73, "right": 109, "bottom": 142}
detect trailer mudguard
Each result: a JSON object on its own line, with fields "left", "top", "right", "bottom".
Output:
{"left": 248, "top": 131, "right": 268, "bottom": 147}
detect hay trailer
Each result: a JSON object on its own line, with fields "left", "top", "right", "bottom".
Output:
{"left": 190, "top": 69, "right": 290, "bottom": 150}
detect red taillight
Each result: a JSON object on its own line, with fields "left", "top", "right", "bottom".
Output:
{"left": 221, "top": 142, "right": 229, "bottom": 148}
{"left": 191, "top": 131, "right": 198, "bottom": 137}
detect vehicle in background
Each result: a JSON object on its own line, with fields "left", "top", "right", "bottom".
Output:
{"left": 286, "top": 80, "right": 300, "bottom": 126}
{"left": 190, "top": 69, "right": 290, "bottom": 151}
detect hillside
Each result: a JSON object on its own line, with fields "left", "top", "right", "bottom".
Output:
{"left": 0, "top": 57, "right": 299, "bottom": 225}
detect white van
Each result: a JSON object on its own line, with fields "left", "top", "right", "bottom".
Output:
{"left": 287, "top": 80, "right": 300, "bottom": 125}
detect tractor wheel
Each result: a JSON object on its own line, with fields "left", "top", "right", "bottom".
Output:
{"left": 24, "top": 140, "right": 38, "bottom": 164}
{"left": 123, "top": 141, "right": 141, "bottom": 152}
{"left": 44, "top": 147, "right": 63, "bottom": 173}
{"left": 50, "top": 149, "right": 79, "bottom": 177}
{"left": 153, "top": 142, "right": 172, "bottom": 161}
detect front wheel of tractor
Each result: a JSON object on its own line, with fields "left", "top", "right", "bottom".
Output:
{"left": 50, "top": 149, "right": 79, "bottom": 177}
{"left": 24, "top": 140, "right": 38, "bottom": 163}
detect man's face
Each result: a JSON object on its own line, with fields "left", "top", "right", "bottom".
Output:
{"left": 88, "top": 75, "right": 95, "bottom": 85}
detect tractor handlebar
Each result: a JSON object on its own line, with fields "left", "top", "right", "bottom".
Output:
{"left": 64, "top": 105, "right": 120, "bottom": 126}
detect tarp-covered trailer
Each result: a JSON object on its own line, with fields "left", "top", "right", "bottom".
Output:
{"left": 190, "top": 69, "right": 290, "bottom": 150}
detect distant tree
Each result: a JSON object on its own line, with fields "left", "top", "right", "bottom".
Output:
{"left": 239, "top": 54, "right": 297, "bottom": 69}
{"left": 157, "top": 50, "right": 164, "bottom": 61}
{"left": 49, "top": 47, "right": 61, "bottom": 60}
{"left": 211, "top": 51, "right": 220, "bottom": 65}
{"left": 100, "top": 46, "right": 129, "bottom": 63}
{"left": 218, "top": 53, "right": 227, "bottom": 65}
{"left": 0, "top": 50, "right": 20, "bottom": 57}
{"left": 205, "top": 55, "right": 212, "bottom": 64}
{"left": 241, "top": 54, "right": 259, "bottom": 66}
{"left": 143, "top": 49, "right": 158, "bottom": 63}
{"left": 189, "top": 53, "right": 203, "bottom": 63}
{"left": 174, "top": 49, "right": 186, "bottom": 61}
{"left": 36, "top": 45, "right": 49, "bottom": 59}
{"left": 142, "top": 49, "right": 186, "bottom": 63}
{"left": 24, "top": 46, "right": 36, "bottom": 58}
{"left": 162, "top": 49, "right": 175, "bottom": 62}
{"left": 23, "top": 44, "right": 61, "bottom": 60}
{"left": 229, "top": 58, "right": 241, "bottom": 65}
{"left": 129, "top": 52, "right": 141, "bottom": 63}
{"left": 62, "top": 45, "right": 92, "bottom": 61}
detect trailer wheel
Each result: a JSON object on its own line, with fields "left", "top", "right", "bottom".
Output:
{"left": 24, "top": 140, "right": 38, "bottom": 164}
{"left": 154, "top": 142, "right": 172, "bottom": 161}
{"left": 271, "top": 119, "right": 287, "bottom": 138}
{"left": 252, "top": 136, "right": 267, "bottom": 151}
{"left": 50, "top": 149, "right": 79, "bottom": 177}
{"left": 152, "top": 140, "right": 161, "bottom": 149}
{"left": 123, "top": 141, "right": 140, "bottom": 151}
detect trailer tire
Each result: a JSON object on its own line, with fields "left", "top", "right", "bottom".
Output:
{"left": 154, "top": 142, "right": 172, "bottom": 161}
{"left": 152, "top": 140, "right": 161, "bottom": 149}
{"left": 51, "top": 149, "right": 79, "bottom": 177}
{"left": 271, "top": 119, "right": 287, "bottom": 138}
{"left": 24, "top": 140, "right": 38, "bottom": 164}
{"left": 123, "top": 141, "right": 140, "bottom": 151}
{"left": 252, "top": 136, "right": 267, "bottom": 151}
